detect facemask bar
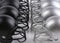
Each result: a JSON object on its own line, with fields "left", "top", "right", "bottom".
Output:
{"left": 30, "top": 0, "right": 60, "bottom": 43}
{"left": 12, "top": 0, "right": 29, "bottom": 43}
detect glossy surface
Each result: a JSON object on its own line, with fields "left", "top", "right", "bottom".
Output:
{"left": 3, "top": 0, "right": 19, "bottom": 8}
{"left": 46, "top": 16, "right": 60, "bottom": 31}
{"left": 0, "top": 6, "right": 18, "bottom": 19}
{"left": 0, "top": 15, "right": 16, "bottom": 33}
{"left": 41, "top": 0, "right": 60, "bottom": 20}
{"left": 42, "top": 9, "right": 60, "bottom": 20}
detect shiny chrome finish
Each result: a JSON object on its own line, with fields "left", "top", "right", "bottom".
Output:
{"left": 46, "top": 16, "right": 60, "bottom": 31}
{"left": 41, "top": 0, "right": 60, "bottom": 20}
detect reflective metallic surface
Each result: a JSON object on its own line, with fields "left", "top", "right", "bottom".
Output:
{"left": 42, "top": 8, "right": 60, "bottom": 20}
{"left": 46, "top": 16, "right": 60, "bottom": 31}
{"left": 41, "top": 0, "right": 60, "bottom": 20}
